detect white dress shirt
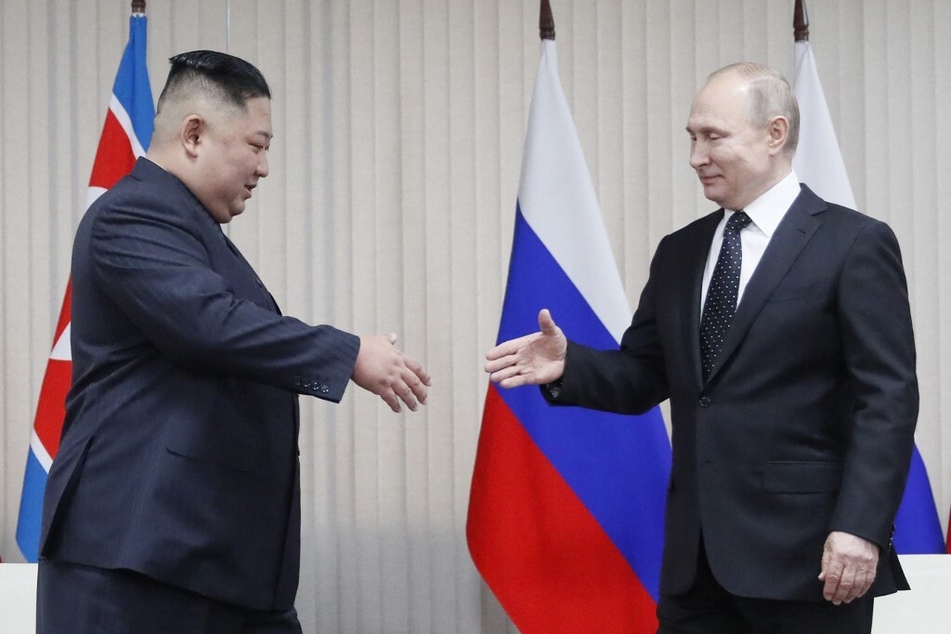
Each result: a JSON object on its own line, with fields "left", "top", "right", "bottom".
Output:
{"left": 700, "top": 170, "right": 802, "bottom": 316}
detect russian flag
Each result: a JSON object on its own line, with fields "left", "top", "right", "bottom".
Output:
{"left": 466, "top": 35, "right": 671, "bottom": 633}
{"left": 793, "top": 37, "right": 945, "bottom": 554}
{"left": 15, "top": 11, "right": 154, "bottom": 562}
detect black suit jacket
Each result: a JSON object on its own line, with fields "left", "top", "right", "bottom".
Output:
{"left": 39, "top": 158, "right": 360, "bottom": 610}
{"left": 551, "top": 185, "right": 918, "bottom": 601}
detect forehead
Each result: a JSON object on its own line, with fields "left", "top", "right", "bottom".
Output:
{"left": 687, "top": 74, "right": 750, "bottom": 131}
{"left": 227, "top": 96, "right": 272, "bottom": 138}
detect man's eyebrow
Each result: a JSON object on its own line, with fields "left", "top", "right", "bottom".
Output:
{"left": 686, "top": 123, "right": 724, "bottom": 135}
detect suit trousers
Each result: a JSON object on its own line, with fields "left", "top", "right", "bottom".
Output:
{"left": 37, "top": 560, "right": 302, "bottom": 634}
{"left": 656, "top": 539, "right": 874, "bottom": 634}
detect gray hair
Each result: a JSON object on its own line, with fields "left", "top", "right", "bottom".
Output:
{"left": 709, "top": 62, "right": 800, "bottom": 155}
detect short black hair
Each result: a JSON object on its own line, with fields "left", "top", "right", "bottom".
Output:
{"left": 156, "top": 50, "right": 270, "bottom": 112}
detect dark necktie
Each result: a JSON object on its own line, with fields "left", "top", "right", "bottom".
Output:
{"left": 700, "top": 211, "right": 752, "bottom": 380}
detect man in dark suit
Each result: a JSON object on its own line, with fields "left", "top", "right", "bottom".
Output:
{"left": 36, "top": 50, "right": 431, "bottom": 634}
{"left": 485, "top": 62, "right": 917, "bottom": 633}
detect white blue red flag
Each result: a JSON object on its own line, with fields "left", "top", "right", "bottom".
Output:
{"left": 793, "top": 38, "right": 945, "bottom": 554}
{"left": 466, "top": 37, "right": 671, "bottom": 633}
{"left": 16, "top": 12, "right": 154, "bottom": 562}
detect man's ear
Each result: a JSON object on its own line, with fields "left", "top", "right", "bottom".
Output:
{"left": 181, "top": 115, "right": 203, "bottom": 158}
{"left": 767, "top": 115, "right": 790, "bottom": 155}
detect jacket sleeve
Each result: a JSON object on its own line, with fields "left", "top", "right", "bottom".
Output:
{"left": 828, "top": 219, "right": 919, "bottom": 548}
{"left": 83, "top": 189, "right": 360, "bottom": 402}
{"left": 544, "top": 236, "right": 671, "bottom": 414}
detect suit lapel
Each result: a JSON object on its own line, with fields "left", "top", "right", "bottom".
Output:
{"left": 702, "top": 186, "right": 827, "bottom": 385}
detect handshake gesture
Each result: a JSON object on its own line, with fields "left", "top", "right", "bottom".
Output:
{"left": 352, "top": 308, "right": 568, "bottom": 412}
{"left": 484, "top": 309, "right": 567, "bottom": 388}
{"left": 352, "top": 333, "right": 432, "bottom": 412}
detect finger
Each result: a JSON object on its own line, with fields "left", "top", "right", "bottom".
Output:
{"left": 833, "top": 568, "right": 855, "bottom": 605}
{"left": 404, "top": 356, "right": 432, "bottom": 387}
{"left": 485, "top": 354, "right": 520, "bottom": 375}
{"left": 403, "top": 373, "right": 429, "bottom": 406}
{"left": 823, "top": 578, "right": 841, "bottom": 604}
{"left": 497, "top": 373, "right": 532, "bottom": 389}
{"left": 538, "top": 308, "right": 556, "bottom": 334}
{"left": 851, "top": 566, "right": 874, "bottom": 601}
{"left": 383, "top": 391, "right": 402, "bottom": 413}
{"left": 486, "top": 333, "right": 536, "bottom": 361}
{"left": 384, "top": 362, "right": 428, "bottom": 409}
{"left": 409, "top": 381, "right": 429, "bottom": 406}
{"left": 843, "top": 565, "right": 865, "bottom": 603}
{"left": 485, "top": 341, "right": 517, "bottom": 361}
{"left": 821, "top": 561, "right": 843, "bottom": 602}
{"left": 387, "top": 333, "right": 398, "bottom": 345}
{"left": 488, "top": 364, "right": 527, "bottom": 385}
{"left": 398, "top": 388, "right": 419, "bottom": 412}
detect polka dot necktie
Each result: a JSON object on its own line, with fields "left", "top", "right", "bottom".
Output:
{"left": 700, "top": 211, "right": 752, "bottom": 380}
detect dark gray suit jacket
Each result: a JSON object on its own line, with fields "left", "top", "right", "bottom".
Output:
{"left": 550, "top": 185, "right": 917, "bottom": 601}
{"left": 40, "top": 157, "right": 360, "bottom": 610}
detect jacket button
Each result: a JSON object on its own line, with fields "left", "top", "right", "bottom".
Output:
{"left": 698, "top": 396, "right": 711, "bottom": 407}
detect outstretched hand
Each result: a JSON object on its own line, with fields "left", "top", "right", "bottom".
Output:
{"left": 352, "top": 333, "right": 431, "bottom": 413}
{"left": 485, "top": 309, "right": 567, "bottom": 388}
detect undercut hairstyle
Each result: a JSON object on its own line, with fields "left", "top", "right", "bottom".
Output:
{"left": 155, "top": 50, "right": 270, "bottom": 116}
{"left": 710, "top": 62, "right": 800, "bottom": 155}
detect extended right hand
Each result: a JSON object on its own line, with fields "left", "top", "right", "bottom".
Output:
{"left": 352, "top": 333, "right": 431, "bottom": 413}
{"left": 485, "top": 309, "right": 566, "bottom": 388}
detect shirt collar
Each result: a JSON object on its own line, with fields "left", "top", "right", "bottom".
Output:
{"left": 734, "top": 170, "right": 801, "bottom": 238}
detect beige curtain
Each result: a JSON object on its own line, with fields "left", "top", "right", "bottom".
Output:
{"left": 2, "top": 1, "right": 949, "bottom": 632}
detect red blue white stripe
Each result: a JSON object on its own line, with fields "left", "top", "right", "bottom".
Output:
{"left": 16, "top": 13, "right": 154, "bottom": 562}
{"left": 467, "top": 39, "right": 671, "bottom": 633}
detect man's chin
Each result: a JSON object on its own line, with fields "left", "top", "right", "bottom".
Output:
{"left": 701, "top": 185, "right": 725, "bottom": 206}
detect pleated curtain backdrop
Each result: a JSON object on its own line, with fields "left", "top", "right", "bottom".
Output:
{"left": 1, "top": 1, "right": 949, "bottom": 632}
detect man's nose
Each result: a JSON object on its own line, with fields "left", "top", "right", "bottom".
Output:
{"left": 689, "top": 143, "right": 708, "bottom": 169}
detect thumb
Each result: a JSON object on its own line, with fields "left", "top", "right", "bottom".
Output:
{"left": 538, "top": 308, "right": 558, "bottom": 335}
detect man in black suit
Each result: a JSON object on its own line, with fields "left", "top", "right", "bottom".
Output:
{"left": 37, "top": 50, "right": 430, "bottom": 634}
{"left": 486, "top": 62, "right": 917, "bottom": 633}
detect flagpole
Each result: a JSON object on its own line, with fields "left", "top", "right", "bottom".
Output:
{"left": 540, "top": 0, "right": 555, "bottom": 40}
{"left": 794, "top": 0, "right": 808, "bottom": 42}
{"left": 132, "top": 0, "right": 146, "bottom": 15}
